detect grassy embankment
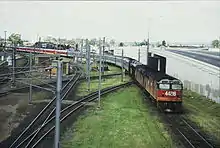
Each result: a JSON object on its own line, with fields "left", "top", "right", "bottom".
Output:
{"left": 183, "top": 90, "right": 220, "bottom": 142}
{"left": 82, "top": 62, "right": 122, "bottom": 77}
{"left": 61, "top": 85, "right": 175, "bottom": 148}
{"left": 77, "top": 63, "right": 127, "bottom": 97}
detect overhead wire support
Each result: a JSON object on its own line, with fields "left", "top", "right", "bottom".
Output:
{"left": 98, "top": 38, "right": 102, "bottom": 108}
{"left": 138, "top": 48, "right": 140, "bottom": 62}
{"left": 86, "top": 39, "right": 90, "bottom": 91}
{"left": 29, "top": 50, "right": 32, "bottom": 104}
{"left": 11, "top": 46, "right": 16, "bottom": 88}
{"left": 121, "top": 49, "right": 124, "bottom": 82}
{"left": 55, "top": 60, "right": 62, "bottom": 148}
{"left": 102, "top": 37, "right": 105, "bottom": 80}
{"left": 81, "top": 39, "right": 83, "bottom": 63}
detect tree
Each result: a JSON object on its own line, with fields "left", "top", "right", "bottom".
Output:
{"left": 212, "top": 39, "right": 219, "bottom": 48}
{"left": 162, "top": 40, "right": 166, "bottom": 47}
{"left": 156, "top": 41, "right": 160, "bottom": 47}
{"left": 89, "top": 38, "right": 97, "bottom": 46}
{"left": 119, "top": 42, "right": 124, "bottom": 47}
{"left": 8, "top": 33, "right": 23, "bottom": 46}
{"left": 110, "top": 39, "right": 116, "bottom": 47}
{"left": 44, "top": 36, "right": 57, "bottom": 43}
{"left": 66, "top": 39, "right": 75, "bottom": 46}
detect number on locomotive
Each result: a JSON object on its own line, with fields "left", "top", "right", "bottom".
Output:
{"left": 165, "top": 91, "right": 176, "bottom": 96}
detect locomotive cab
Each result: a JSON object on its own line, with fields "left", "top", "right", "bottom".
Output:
{"left": 157, "top": 79, "right": 183, "bottom": 112}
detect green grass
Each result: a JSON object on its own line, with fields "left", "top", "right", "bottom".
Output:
{"left": 83, "top": 63, "right": 122, "bottom": 77}
{"left": 183, "top": 89, "right": 220, "bottom": 142}
{"left": 32, "top": 91, "right": 52, "bottom": 100}
{"left": 61, "top": 86, "right": 175, "bottom": 148}
{"left": 76, "top": 75, "right": 131, "bottom": 96}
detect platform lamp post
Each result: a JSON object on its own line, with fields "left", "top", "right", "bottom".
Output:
{"left": 52, "top": 59, "right": 63, "bottom": 148}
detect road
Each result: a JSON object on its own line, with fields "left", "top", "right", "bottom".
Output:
{"left": 167, "top": 49, "right": 220, "bottom": 68}
{"left": 189, "top": 50, "right": 220, "bottom": 57}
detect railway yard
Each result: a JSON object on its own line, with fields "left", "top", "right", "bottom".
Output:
{"left": 0, "top": 49, "right": 219, "bottom": 148}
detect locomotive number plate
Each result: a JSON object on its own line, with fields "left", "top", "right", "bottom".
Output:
{"left": 165, "top": 91, "right": 176, "bottom": 96}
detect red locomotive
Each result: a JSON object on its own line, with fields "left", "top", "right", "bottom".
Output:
{"left": 130, "top": 54, "right": 183, "bottom": 112}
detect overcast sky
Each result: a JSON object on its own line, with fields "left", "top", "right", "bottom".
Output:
{"left": 0, "top": 1, "right": 220, "bottom": 44}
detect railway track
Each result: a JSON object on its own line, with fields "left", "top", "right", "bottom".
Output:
{"left": 137, "top": 82, "right": 215, "bottom": 148}
{"left": 6, "top": 80, "right": 132, "bottom": 148}
{"left": 165, "top": 114, "right": 214, "bottom": 148}
{"left": 17, "top": 82, "right": 132, "bottom": 148}
{"left": 3, "top": 72, "right": 81, "bottom": 148}
{"left": 0, "top": 56, "right": 29, "bottom": 84}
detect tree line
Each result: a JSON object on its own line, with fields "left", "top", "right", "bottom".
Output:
{"left": 0, "top": 33, "right": 118, "bottom": 48}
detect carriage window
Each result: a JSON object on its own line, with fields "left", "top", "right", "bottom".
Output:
{"left": 159, "top": 84, "right": 170, "bottom": 90}
{"left": 172, "top": 84, "right": 182, "bottom": 90}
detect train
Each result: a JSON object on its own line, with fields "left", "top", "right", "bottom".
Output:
{"left": 15, "top": 46, "right": 183, "bottom": 112}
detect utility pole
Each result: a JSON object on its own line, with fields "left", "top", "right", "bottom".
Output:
{"left": 121, "top": 49, "right": 124, "bottom": 82}
{"left": 75, "top": 44, "right": 79, "bottom": 63}
{"left": 4, "top": 31, "right": 7, "bottom": 59}
{"left": 11, "top": 46, "right": 16, "bottom": 88}
{"left": 4, "top": 31, "right": 7, "bottom": 50}
{"left": 98, "top": 39, "right": 102, "bottom": 108}
{"left": 138, "top": 48, "right": 140, "bottom": 62}
{"left": 102, "top": 37, "right": 105, "bottom": 76}
{"left": 81, "top": 39, "right": 83, "bottom": 63}
{"left": 146, "top": 38, "right": 149, "bottom": 65}
{"left": 86, "top": 39, "right": 90, "bottom": 91}
{"left": 146, "top": 18, "right": 150, "bottom": 65}
{"left": 88, "top": 42, "right": 91, "bottom": 92}
{"left": 93, "top": 50, "right": 95, "bottom": 68}
{"left": 29, "top": 51, "right": 32, "bottom": 104}
{"left": 55, "top": 60, "right": 62, "bottom": 148}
